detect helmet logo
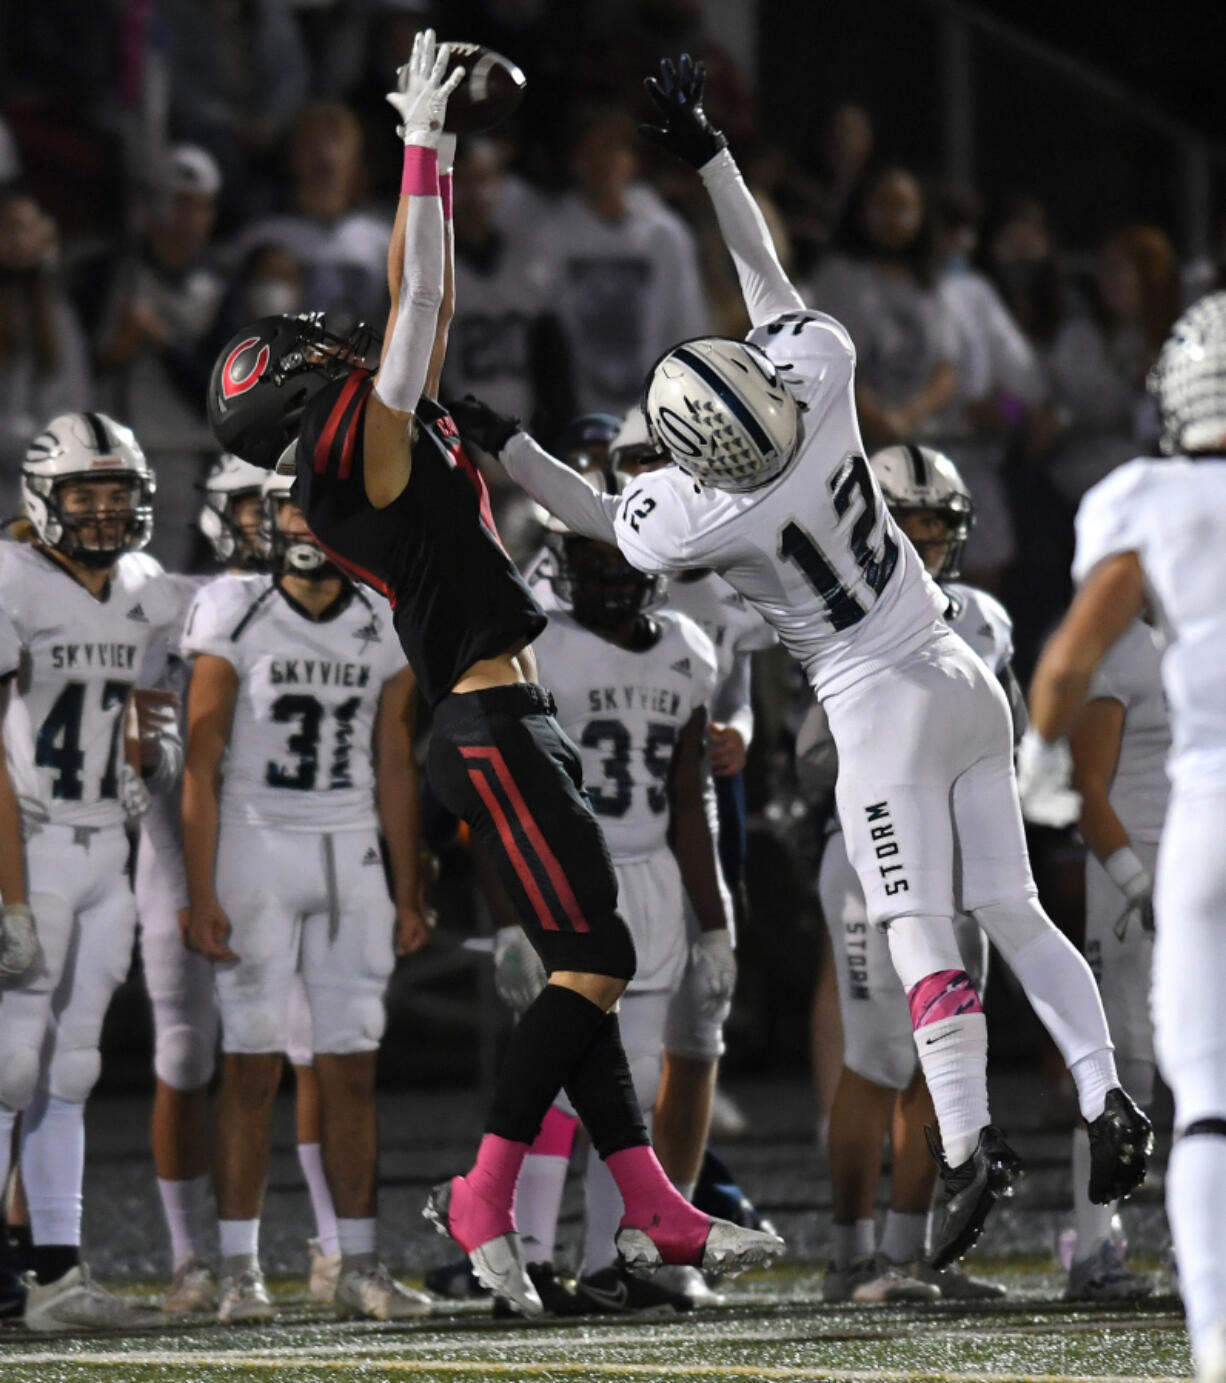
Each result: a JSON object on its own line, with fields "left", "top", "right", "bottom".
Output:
{"left": 655, "top": 406, "right": 705, "bottom": 459}
{"left": 221, "top": 337, "right": 271, "bottom": 400}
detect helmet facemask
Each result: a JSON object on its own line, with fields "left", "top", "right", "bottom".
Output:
{"left": 892, "top": 503, "right": 971, "bottom": 580}
{"left": 200, "top": 487, "right": 266, "bottom": 569}
{"left": 547, "top": 533, "right": 664, "bottom": 630}
{"left": 262, "top": 492, "right": 339, "bottom": 583}
{"left": 29, "top": 474, "right": 153, "bottom": 569}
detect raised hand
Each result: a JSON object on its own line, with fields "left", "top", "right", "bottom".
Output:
{"left": 640, "top": 52, "right": 728, "bottom": 168}
{"left": 386, "top": 28, "right": 466, "bottom": 148}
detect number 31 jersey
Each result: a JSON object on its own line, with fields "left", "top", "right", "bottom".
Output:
{"left": 0, "top": 543, "right": 181, "bottom": 828}
{"left": 181, "top": 574, "right": 408, "bottom": 831}
{"left": 613, "top": 310, "right": 944, "bottom": 699}
{"left": 535, "top": 609, "right": 718, "bottom": 861}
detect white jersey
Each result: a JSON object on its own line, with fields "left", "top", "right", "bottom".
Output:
{"left": 613, "top": 311, "right": 945, "bottom": 698}
{"left": 1073, "top": 457, "right": 1226, "bottom": 792}
{"left": 664, "top": 571, "right": 776, "bottom": 699}
{"left": 521, "top": 544, "right": 560, "bottom": 614}
{"left": 942, "top": 581, "right": 1012, "bottom": 677}
{"left": 535, "top": 609, "right": 718, "bottom": 859}
{"left": 181, "top": 575, "right": 407, "bottom": 831}
{"left": 1086, "top": 618, "right": 1171, "bottom": 843}
{"left": 0, "top": 544, "right": 180, "bottom": 828}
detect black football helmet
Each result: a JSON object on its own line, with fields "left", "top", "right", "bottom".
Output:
{"left": 208, "top": 313, "right": 378, "bottom": 468}
{"left": 548, "top": 532, "right": 664, "bottom": 629}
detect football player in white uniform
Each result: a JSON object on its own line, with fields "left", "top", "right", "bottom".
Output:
{"left": 797, "top": 446, "right": 1013, "bottom": 1303}
{"left": 455, "top": 55, "right": 1152, "bottom": 1266}
{"left": 1023, "top": 292, "right": 1226, "bottom": 1381}
{"left": 180, "top": 463, "right": 430, "bottom": 1323}
{"left": 497, "top": 508, "right": 730, "bottom": 1313}
{"left": 1065, "top": 616, "right": 1169, "bottom": 1301}
{"left": 0, "top": 412, "right": 181, "bottom": 1330}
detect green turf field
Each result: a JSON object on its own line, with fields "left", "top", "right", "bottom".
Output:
{"left": 0, "top": 1260, "right": 1193, "bottom": 1383}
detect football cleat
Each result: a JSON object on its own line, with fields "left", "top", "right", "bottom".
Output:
{"left": 23, "top": 1264, "right": 161, "bottom": 1332}
{"left": 493, "top": 1261, "right": 584, "bottom": 1318}
{"left": 576, "top": 1262, "right": 693, "bottom": 1315}
{"left": 902, "top": 1259, "right": 1005, "bottom": 1300}
{"left": 1065, "top": 1239, "right": 1153, "bottom": 1302}
{"left": 1086, "top": 1089, "right": 1153, "bottom": 1205}
{"left": 424, "top": 1258, "right": 489, "bottom": 1299}
{"left": 161, "top": 1255, "right": 216, "bottom": 1315}
{"left": 821, "top": 1256, "right": 939, "bottom": 1304}
{"left": 651, "top": 1263, "right": 725, "bottom": 1308}
{"left": 217, "top": 1259, "right": 275, "bottom": 1324}
{"left": 616, "top": 1215, "right": 784, "bottom": 1278}
{"left": 307, "top": 1238, "right": 342, "bottom": 1304}
{"left": 334, "top": 1258, "right": 433, "bottom": 1320}
{"left": 927, "top": 1125, "right": 1023, "bottom": 1269}
{"left": 423, "top": 1180, "right": 542, "bottom": 1317}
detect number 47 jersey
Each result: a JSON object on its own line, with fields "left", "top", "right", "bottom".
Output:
{"left": 614, "top": 310, "right": 945, "bottom": 700}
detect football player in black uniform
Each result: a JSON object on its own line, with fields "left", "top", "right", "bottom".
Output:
{"left": 207, "top": 30, "right": 782, "bottom": 1316}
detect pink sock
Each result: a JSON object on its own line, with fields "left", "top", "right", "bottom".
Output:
{"left": 447, "top": 1134, "right": 528, "bottom": 1252}
{"left": 529, "top": 1107, "right": 578, "bottom": 1158}
{"left": 606, "top": 1145, "right": 711, "bottom": 1265}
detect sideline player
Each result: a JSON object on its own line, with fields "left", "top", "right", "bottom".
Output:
{"left": 797, "top": 446, "right": 1013, "bottom": 1302}
{"left": 0, "top": 413, "right": 179, "bottom": 1330}
{"left": 181, "top": 465, "right": 429, "bottom": 1322}
{"left": 1022, "top": 292, "right": 1226, "bottom": 1382}
{"left": 470, "top": 54, "right": 1151, "bottom": 1267}
{"left": 205, "top": 32, "right": 781, "bottom": 1316}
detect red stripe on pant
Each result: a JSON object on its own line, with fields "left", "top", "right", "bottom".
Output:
{"left": 464, "top": 764, "right": 559, "bottom": 932}
{"left": 461, "top": 745, "right": 590, "bottom": 934}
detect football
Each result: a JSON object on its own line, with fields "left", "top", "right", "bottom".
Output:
{"left": 441, "top": 43, "right": 527, "bottom": 134}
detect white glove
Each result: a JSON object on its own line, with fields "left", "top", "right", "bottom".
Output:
{"left": 119, "top": 762, "right": 152, "bottom": 824}
{"left": 494, "top": 925, "right": 547, "bottom": 1014}
{"left": 385, "top": 28, "right": 465, "bottom": 148}
{"left": 0, "top": 903, "right": 39, "bottom": 982}
{"left": 1105, "top": 846, "right": 1155, "bottom": 937}
{"left": 1015, "top": 728, "right": 1082, "bottom": 829}
{"left": 691, "top": 928, "right": 737, "bottom": 1018}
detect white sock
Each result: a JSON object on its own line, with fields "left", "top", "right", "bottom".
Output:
{"left": 1068, "top": 1050, "right": 1118, "bottom": 1123}
{"left": 336, "top": 1217, "right": 376, "bottom": 1258}
{"left": 832, "top": 1218, "right": 874, "bottom": 1270}
{"left": 880, "top": 1210, "right": 927, "bottom": 1265}
{"left": 514, "top": 1153, "right": 569, "bottom": 1265}
{"left": 296, "top": 1143, "right": 339, "bottom": 1257}
{"left": 1169, "top": 1132, "right": 1226, "bottom": 1361}
{"left": 21, "top": 1093, "right": 84, "bottom": 1246}
{"left": 1070, "top": 1127, "right": 1115, "bottom": 1261}
{"left": 675, "top": 1181, "right": 696, "bottom": 1202}
{"left": 912, "top": 1012, "right": 989, "bottom": 1168}
{"left": 582, "top": 1143, "right": 625, "bottom": 1276}
{"left": 158, "top": 1175, "right": 212, "bottom": 1265}
{"left": 219, "top": 1218, "right": 260, "bottom": 1260}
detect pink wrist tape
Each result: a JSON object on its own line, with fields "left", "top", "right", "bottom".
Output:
{"left": 441, "top": 172, "right": 453, "bottom": 221}
{"left": 401, "top": 145, "right": 440, "bottom": 198}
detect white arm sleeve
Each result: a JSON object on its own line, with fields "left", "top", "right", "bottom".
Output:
{"left": 711, "top": 649, "right": 754, "bottom": 748}
{"left": 699, "top": 148, "right": 804, "bottom": 329}
{"left": 374, "top": 190, "right": 444, "bottom": 414}
{"left": 501, "top": 433, "right": 620, "bottom": 541}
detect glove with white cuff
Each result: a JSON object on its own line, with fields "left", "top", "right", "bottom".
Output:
{"left": 494, "top": 925, "right": 547, "bottom": 1014}
{"left": 385, "top": 28, "right": 465, "bottom": 147}
{"left": 0, "top": 903, "right": 39, "bottom": 982}
{"left": 1016, "top": 727, "right": 1082, "bottom": 829}
{"left": 691, "top": 927, "right": 737, "bottom": 1019}
{"left": 1105, "top": 846, "right": 1154, "bottom": 938}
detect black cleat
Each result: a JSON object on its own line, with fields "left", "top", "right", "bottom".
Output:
{"left": 1086, "top": 1088, "right": 1153, "bottom": 1205}
{"left": 926, "top": 1125, "right": 1023, "bottom": 1270}
{"left": 575, "top": 1262, "right": 694, "bottom": 1316}
{"left": 493, "top": 1262, "right": 584, "bottom": 1318}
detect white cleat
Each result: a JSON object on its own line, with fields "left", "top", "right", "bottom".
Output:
{"left": 822, "top": 1255, "right": 940, "bottom": 1304}
{"left": 335, "top": 1258, "right": 433, "bottom": 1320}
{"left": 651, "top": 1264, "right": 725, "bottom": 1308}
{"left": 423, "top": 1180, "right": 542, "bottom": 1317}
{"left": 217, "top": 1259, "right": 275, "bottom": 1324}
{"left": 161, "top": 1255, "right": 216, "bottom": 1314}
{"left": 307, "top": 1237, "right": 342, "bottom": 1304}
{"left": 616, "top": 1217, "right": 785, "bottom": 1279}
{"left": 24, "top": 1264, "right": 161, "bottom": 1332}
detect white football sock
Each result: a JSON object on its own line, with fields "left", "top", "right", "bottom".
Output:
{"left": 21, "top": 1093, "right": 84, "bottom": 1246}
{"left": 581, "top": 1144, "right": 623, "bottom": 1276}
{"left": 910, "top": 1012, "right": 989, "bottom": 1168}
{"left": 1070, "top": 1127, "right": 1115, "bottom": 1260}
{"left": 296, "top": 1142, "right": 339, "bottom": 1257}
{"left": 832, "top": 1218, "right": 874, "bottom": 1270}
{"left": 881, "top": 1210, "right": 927, "bottom": 1266}
{"left": 514, "top": 1153, "right": 569, "bottom": 1266}
{"left": 336, "top": 1217, "right": 376, "bottom": 1258}
{"left": 158, "top": 1174, "right": 212, "bottom": 1265}
{"left": 1169, "top": 1132, "right": 1226, "bottom": 1360}
{"left": 219, "top": 1218, "right": 260, "bottom": 1260}
{"left": 675, "top": 1181, "right": 696, "bottom": 1202}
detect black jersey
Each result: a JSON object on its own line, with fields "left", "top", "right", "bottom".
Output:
{"left": 294, "top": 369, "right": 546, "bottom": 706}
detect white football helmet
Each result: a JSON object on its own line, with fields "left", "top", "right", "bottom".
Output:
{"left": 1149, "top": 291, "right": 1226, "bottom": 455}
{"left": 23, "top": 412, "right": 155, "bottom": 567}
{"left": 869, "top": 444, "right": 973, "bottom": 579}
{"left": 199, "top": 452, "right": 268, "bottom": 567}
{"left": 642, "top": 336, "right": 801, "bottom": 492}
{"left": 260, "top": 448, "right": 336, "bottom": 580}
{"left": 610, "top": 406, "right": 668, "bottom": 479}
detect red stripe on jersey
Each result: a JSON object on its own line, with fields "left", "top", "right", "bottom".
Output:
{"left": 452, "top": 444, "right": 503, "bottom": 546}
{"left": 314, "top": 371, "right": 365, "bottom": 475}
{"left": 460, "top": 745, "right": 590, "bottom": 933}
{"left": 337, "top": 377, "right": 374, "bottom": 480}
{"left": 311, "top": 532, "right": 397, "bottom": 609}
{"left": 464, "top": 762, "right": 560, "bottom": 931}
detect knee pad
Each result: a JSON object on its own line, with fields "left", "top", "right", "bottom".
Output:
{"left": 0, "top": 1046, "right": 41, "bottom": 1112}
{"left": 310, "top": 992, "right": 386, "bottom": 1055}
{"left": 841, "top": 996, "right": 916, "bottom": 1090}
{"left": 48, "top": 1045, "right": 102, "bottom": 1104}
{"left": 154, "top": 1022, "right": 217, "bottom": 1091}
{"left": 221, "top": 1001, "right": 284, "bottom": 1055}
{"left": 663, "top": 974, "right": 727, "bottom": 1063}
{"left": 884, "top": 913, "right": 965, "bottom": 992}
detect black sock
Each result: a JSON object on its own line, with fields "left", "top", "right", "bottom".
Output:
{"left": 563, "top": 1011, "right": 649, "bottom": 1159}
{"left": 485, "top": 984, "right": 608, "bottom": 1144}
{"left": 2, "top": 1223, "right": 33, "bottom": 1272}
{"left": 33, "top": 1244, "right": 80, "bottom": 1286}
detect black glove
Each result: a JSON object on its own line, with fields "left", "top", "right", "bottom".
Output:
{"left": 446, "top": 395, "right": 521, "bottom": 458}
{"left": 640, "top": 53, "right": 728, "bottom": 169}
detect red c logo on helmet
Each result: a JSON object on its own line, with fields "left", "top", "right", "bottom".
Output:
{"left": 221, "top": 337, "right": 271, "bottom": 399}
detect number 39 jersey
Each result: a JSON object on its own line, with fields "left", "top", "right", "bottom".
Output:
{"left": 181, "top": 574, "right": 408, "bottom": 831}
{"left": 0, "top": 543, "right": 181, "bottom": 828}
{"left": 535, "top": 609, "right": 718, "bottom": 860}
{"left": 614, "top": 310, "right": 945, "bottom": 699}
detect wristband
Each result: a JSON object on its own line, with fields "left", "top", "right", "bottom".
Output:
{"left": 441, "top": 172, "right": 453, "bottom": 222}
{"left": 1104, "top": 845, "right": 1147, "bottom": 893}
{"left": 401, "top": 145, "right": 440, "bottom": 198}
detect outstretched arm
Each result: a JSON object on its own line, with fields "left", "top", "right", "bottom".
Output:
{"left": 642, "top": 55, "right": 803, "bottom": 328}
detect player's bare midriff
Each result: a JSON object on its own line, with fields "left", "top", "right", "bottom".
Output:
{"left": 451, "top": 643, "right": 533, "bottom": 696}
